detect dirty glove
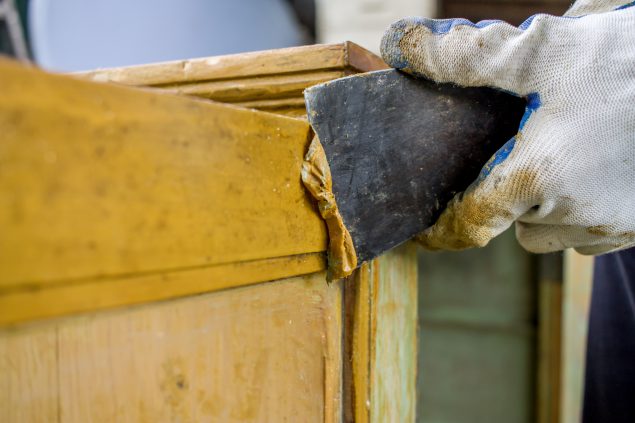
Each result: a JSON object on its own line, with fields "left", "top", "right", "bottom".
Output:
{"left": 380, "top": 0, "right": 635, "bottom": 255}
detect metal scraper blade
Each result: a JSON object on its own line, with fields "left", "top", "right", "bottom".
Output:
{"left": 304, "top": 69, "right": 525, "bottom": 266}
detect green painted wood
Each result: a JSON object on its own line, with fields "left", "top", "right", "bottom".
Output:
{"left": 371, "top": 243, "right": 418, "bottom": 423}
{"left": 417, "top": 229, "right": 537, "bottom": 423}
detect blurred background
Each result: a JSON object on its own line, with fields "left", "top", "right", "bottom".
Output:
{"left": 1, "top": 1, "right": 591, "bottom": 422}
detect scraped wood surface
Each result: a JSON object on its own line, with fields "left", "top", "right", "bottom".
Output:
{"left": 370, "top": 244, "right": 418, "bottom": 422}
{"left": 343, "top": 244, "right": 418, "bottom": 423}
{"left": 0, "top": 272, "right": 342, "bottom": 423}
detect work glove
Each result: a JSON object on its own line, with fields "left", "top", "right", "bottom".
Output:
{"left": 380, "top": 0, "right": 635, "bottom": 255}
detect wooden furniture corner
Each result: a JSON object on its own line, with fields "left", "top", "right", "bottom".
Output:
{"left": 0, "top": 43, "right": 416, "bottom": 423}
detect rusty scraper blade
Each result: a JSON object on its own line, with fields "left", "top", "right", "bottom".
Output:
{"left": 303, "top": 69, "right": 525, "bottom": 279}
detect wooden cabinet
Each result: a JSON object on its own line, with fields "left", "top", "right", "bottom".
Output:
{"left": 0, "top": 43, "right": 417, "bottom": 422}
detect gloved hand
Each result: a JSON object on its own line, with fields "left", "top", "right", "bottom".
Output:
{"left": 380, "top": 0, "right": 635, "bottom": 255}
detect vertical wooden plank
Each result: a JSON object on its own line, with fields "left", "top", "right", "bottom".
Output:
{"left": 0, "top": 326, "right": 59, "bottom": 423}
{"left": 560, "top": 250, "right": 594, "bottom": 423}
{"left": 370, "top": 243, "right": 418, "bottom": 422}
{"left": 537, "top": 253, "right": 563, "bottom": 423}
{"left": 343, "top": 264, "right": 371, "bottom": 423}
{"left": 344, "top": 243, "right": 418, "bottom": 423}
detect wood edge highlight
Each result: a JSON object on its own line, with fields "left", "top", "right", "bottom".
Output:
{"left": 344, "top": 41, "right": 389, "bottom": 73}
{"left": 75, "top": 42, "right": 387, "bottom": 87}
{"left": 75, "top": 43, "right": 351, "bottom": 86}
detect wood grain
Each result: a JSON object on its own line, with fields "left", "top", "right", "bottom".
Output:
{"left": 0, "top": 272, "right": 342, "bottom": 423}
{"left": 343, "top": 264, "right": 371, "bottom": 423}
{"left": 0, "top": 42, "right": 389, "bottom": 324}
{"left": 370, "top": 243, "right": 418, "bottom": 423}
{"left": 561, "top": 250, "right": 594, "bottom": 423}
{"left": 78, "top": 43, "right": 386, "bottom": 86}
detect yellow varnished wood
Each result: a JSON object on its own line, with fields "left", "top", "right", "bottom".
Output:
{"left": 162, "top": 70, "right": 348, "bottom": 102}
{"left": 0, "top": 43, "right": 417, "bottom": 423}
{"left": 0, "top": 253, "right": 325, "bottom": 326}
{"left": 0, "top": 58, "right": 327, "bottom": 290}
{"left": 343, "top": 264, "right": 371, "bottom": 423}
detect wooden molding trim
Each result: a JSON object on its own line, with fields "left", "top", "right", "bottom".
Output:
{"left": 77, "top": 42, "right": 388, "bottom": 117}
{"left": 0, "top": 253, "right": 325, "bottom": 327}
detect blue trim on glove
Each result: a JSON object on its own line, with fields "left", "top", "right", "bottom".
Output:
{"left": 617, "top": 1, "right": 635, "bottom": 10}
{"left": 478, "top": 93, "right": 541, "bottom": 180}
{"left": 519, "top": 93, "right": 541, "bottom": 130}
{"left": 478, "top": 137, "right": 516, "bottom": 181}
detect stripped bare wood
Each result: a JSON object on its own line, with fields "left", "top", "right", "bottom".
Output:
{"left": 160, "top": 70, "right": 347, "bottom": 102}
{"left": 0, "top": 272, "right": 342, "bottom": 423}
{"left": 344, "top": 244, "right": 418, "bottom": 423}
{"left": 78, "top": 42, "right": 386, "bottom": 88}
{"left": 370, "top": 243, "right": 418, "bottom": 422}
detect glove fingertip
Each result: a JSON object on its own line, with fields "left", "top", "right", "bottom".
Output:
{"left": 380, "top": 18, "right": 414, "bottom": 70}
{"left": 380, "top": 17, "right": 459, "bottom": 71}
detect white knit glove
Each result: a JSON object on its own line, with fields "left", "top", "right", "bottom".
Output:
{"left": 380, "top": 0, "right": 635, "bottom": 255}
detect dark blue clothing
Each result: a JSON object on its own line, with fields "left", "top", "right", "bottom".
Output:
{"left": 583, "top": 247, "right": 635, "bottom": 422}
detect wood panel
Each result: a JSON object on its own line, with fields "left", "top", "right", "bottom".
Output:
{"left": 0, "top": 272, "right": 342, "bottom": 423}
{"left": 370, "top": 244, "right": 418, "bottom": 422}
{"left": 0, "top": 58, "right": 328, "bottom": 321}
{"left": 561, "top": 250, "right": 594, "bottom": 423}
{"left": 0, "top": 42, "right": 416, "bottom": 423}
{"left": 416, "top": 229, "right": 537, "bottom": 423}
{"left": 344, "top": 243, "right": 418, "bottom": 423}
{"left": 537, "top": 253, "right": 563, "bottom": 423}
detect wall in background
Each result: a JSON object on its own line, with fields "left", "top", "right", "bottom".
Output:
{"left": 316, "top": 0, "right": 436, "bottom": 53}
{"left": 417, "top": 230, "right": 538, "bottom": 423}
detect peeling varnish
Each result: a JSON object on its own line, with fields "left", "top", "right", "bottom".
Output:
{"left": 301, "top": 136, "right": 357, "bottom": 280}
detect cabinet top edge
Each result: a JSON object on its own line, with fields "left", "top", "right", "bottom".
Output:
{"left": 75, "top": 42, "right": 388, "bottom": 87}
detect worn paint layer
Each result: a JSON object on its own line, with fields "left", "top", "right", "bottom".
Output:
{"left": 301, "top": 136, "right": 357, "bottom": 279}
{"left": 0, "top": 58, "right": 327, "bottom": 289}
